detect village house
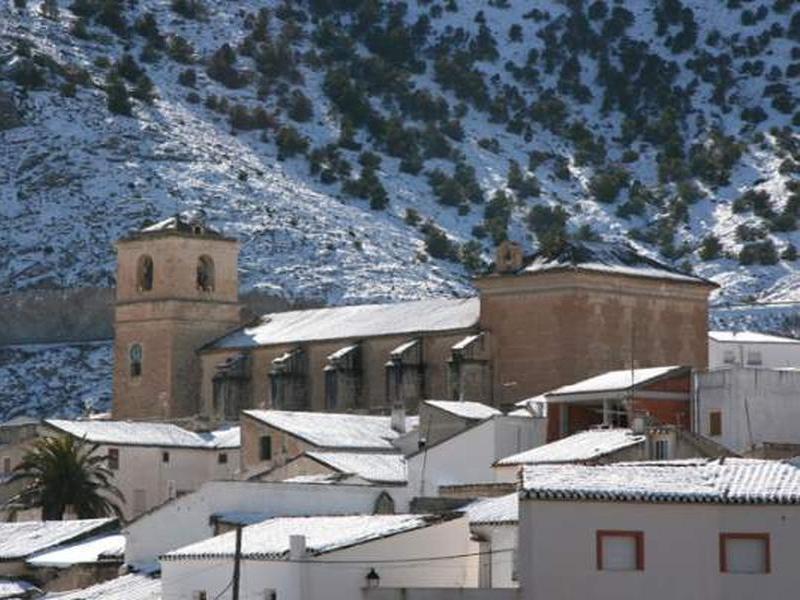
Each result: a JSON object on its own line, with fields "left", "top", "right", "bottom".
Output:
{"left": 110, "top": 214, "right": 715, "bottom": 422}
{"left": 238, "top": 409, "right": 412, "bottom": 478}
{"left": 160, "top": 513, "right": 477, "bottom": 600}
{"left": 124, "top": 479, "right": 411, "bottom": 568}
{"left": 518, "top": 458, "right": 800, "bottom": 600}
{"left": 0, "top": 519, "right": 118, "bottom": 590}
{"left": 407, "top": 411, "right": 546, "bottom": 497}
{"left": 41, "top": 419, "right": 239, "bottom": 520}
{"left": 543, "top": 365, "right": 693, "bottom": 441}
{"left": 493, "top": 426, "right": 731, "bottom": 482}
{"left": 463, "top": 493, "right": 519, "bottom": 589}
{"left": 708, "top": 330, "right": 800, "bottom": 369}
{"left": 40, "top": 572, "right": 161, "bottom": 600}
{"left": 260, "top": 451, "right": 408, "bottom": 489}
{"left": 694, "top": 366, "right": 800, "bottom": 457}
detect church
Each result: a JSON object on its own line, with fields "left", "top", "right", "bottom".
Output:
{"left": 112, "top": 213, "right": 716, "bottom": 425}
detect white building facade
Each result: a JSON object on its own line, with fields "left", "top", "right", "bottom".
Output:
{"left": 518, "top": 459, "right": 800, "bottom": 600}
{"left": 708, "top": 331, "right": 800, "bottom": 369}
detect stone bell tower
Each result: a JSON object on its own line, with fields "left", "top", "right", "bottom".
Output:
{"left": 112, "top": 213, "right": 242, "bottom": 420}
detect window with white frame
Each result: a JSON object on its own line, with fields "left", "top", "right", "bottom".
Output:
{"left": 720, "top": 533, "right": 770, "bottom": 574}
{"left": 596, "top": 531, "right": 644, "bottom": 571}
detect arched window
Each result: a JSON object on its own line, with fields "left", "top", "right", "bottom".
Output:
{"left": 137, "top": 255, "right": 154, "bottom": 292}
{"left": 197, "top": 255, "right": 215, "bottom": 291}
{"left": 129, "top": 343, "right": 143, "bottom": 377}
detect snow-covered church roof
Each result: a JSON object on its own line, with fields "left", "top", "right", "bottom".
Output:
{"left": 207, "top": 297, "right": 479, "bottom": 350}
{"left": 123, "top": 211, "right": 231, "bottom": 241}
{"left": 518, "top": 241, "right": 716, "bottom": 286}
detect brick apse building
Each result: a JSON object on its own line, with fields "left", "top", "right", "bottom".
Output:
{"left": 112, "top": 214, "right": 716, "bottom": 424}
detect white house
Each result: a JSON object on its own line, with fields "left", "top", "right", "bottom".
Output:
{"left": 160, "top": 514, "right": 477, "bottom": 600}
{"left": 518, "top": 458, "right": 800, "bottom": 600}
{"left": 493, "top": 426, "right": 730, "bottom": 483}
{"left": 407, "top": 414, "right": 546, "bottom": 497}
{"left": 463, "top": 493, "right": 518, "bottom": 589}
{"left": 40, "top": 572, "right": 161, "bottom": 600}
{"left": 709, "top": 331, "right": 800, "bottom": 368}
{"left": 124, "top": 480, "right": 411, "bottom": 567}
{"left": 694, "top": 366, "right": 800, "bottom": 456}
{"left": 43, "top": 420, "right": 240, "bottom": 520}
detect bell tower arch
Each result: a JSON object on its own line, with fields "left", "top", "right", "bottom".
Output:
{"left": 112, "top": 213, "right": 242, "bottom": 420}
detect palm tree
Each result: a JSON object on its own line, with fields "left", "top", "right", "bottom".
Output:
{"left": 5, "top": 435, "right": 124, "bottom": 520}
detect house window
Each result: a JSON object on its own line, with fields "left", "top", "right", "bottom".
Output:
{"left": 723, "top": 350, "right": 737, "bottom": 365}
{"left": 196, "top": 255, "right": 215, "bottom": 291}
{"left": 596, "top": 531, "right": 644, "bottom": 571}
{"left": 259, "top": 435, "right": 272, "bottom": 461}
{"left": 162, "top": 451, "right": 170, "bottom": 463}
{"left": 129, "top": 343, "right": 143, "bottom": 377}
{"left": 746, "top": 351, "right": 763, "bottom": 366}
{"left": 324, "top": 368, "right": 338, "bottom": 410}
{"left": 720, "top": 533, "right": 770, "bottom": 574}
{"left": 137, "top": 255, "right": 154, "bottom": 291}
{"left": 709, "top": 411, "right": 722, "bottom": 436}
{"left": 654, "top": 439, "right": 670, "bottom": 460}
{"left": 218, "top": 452, "right": 228, "bottom": 464}
{"left": 193, "top": 592, "right": 208, "bottom": 600}
{"left": 107, "top": 448, "right": 119, "bottom": 470}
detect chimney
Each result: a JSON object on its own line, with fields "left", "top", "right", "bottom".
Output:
{"left": 391, "top": 403, "right": 406, "bottom": 434}
{"left": 289, "top": 535, "right": 307, "bottom": 560}
{"left": 495, "top": 241, "right": 524, "bottom": 274}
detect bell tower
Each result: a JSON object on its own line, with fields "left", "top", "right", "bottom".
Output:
{"left": 112, "top": 213, "right": 242, "bottom": 420}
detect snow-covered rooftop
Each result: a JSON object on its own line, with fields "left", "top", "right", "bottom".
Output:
{"left": 208, "top": 297, "right": 479, "bottom": 349}
{"left": 545, "top": 366, "right": 687, "bottom": 400}
{"left": 0, "top": 519, "right": 116, "bottom": 560}
{"left": 131, "top": 211, "right": 228, "bottom": 240}
{"left": 305, "top": 451, "right": 407, "bottom": 484}
{"left": 163, "top": 514, "right": 446, "bottom": 560}
{"left": 43, "top": 573, "right": 161, "bottom": 600}
{"left": 424, "top": 400, "right": 501, "bottom": 421}
{"left": 496, "top": 429, "right": 645, "bottom": 466}
{"left": 27, "top": 534, "right": 125, "bottom": 568}
{"left": 519, "top": 242, "right": 714, "bottom": 286}
{"left": 709, "top": 331, "right": 800, "bottom": 344}
{"left": 45, "top": 420, "right": 239, "bottom": 449}
{"left": 463, "top": 493, "right": 518, "bottom": 525}
{"left": 243, "top": 410, "right": 412, "bottom": 450}
{"left": 522, "top": 458, "right": 800, "bottom": 504}
{"left": 0, "top": 579, "right": 38, "bottom": 600}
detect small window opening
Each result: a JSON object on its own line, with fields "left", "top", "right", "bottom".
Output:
{"left": 218, "top": 453, "right": 228, "bottom": 465}
{"left": 130, "top": 344, "right": 143, "bottom": 377}
{"left": 108, "top": 448, "right": 120, "bottom": 470}
{"left": 137, "top": 255, "right": 154, "bottom": 292}
{"left": 197, "top": 255, "right": 215, "bottom": 292}
{"left": 162, "top": 451, "right": 170, "bottom": 463}
{"left": 259, "top": 435, "right": 272, "bottom": 461}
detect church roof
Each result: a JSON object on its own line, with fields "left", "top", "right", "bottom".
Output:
{"left": 120, "top": 211, "right": 233, "bottom": 241}
{"left": 504, "top": 241, "right": 716, "bottom": 286}
{"left": 207, "top": 297, "right": 479, "bottom": 350}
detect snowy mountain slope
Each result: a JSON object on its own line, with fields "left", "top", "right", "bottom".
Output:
{"left": 0, "top": 0, "right": 799, "bottom": 311}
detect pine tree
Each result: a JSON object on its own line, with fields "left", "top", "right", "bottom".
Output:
{"left": 106, "top": 74, "right": 132, "bottom": 116}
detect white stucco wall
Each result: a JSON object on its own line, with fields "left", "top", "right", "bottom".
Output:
{"left": 407, "top": 416, "right": 546, "bottom": 496}
{"left": 518, "top": 498, "right": 800, "bottom": 600}
{"left": 161, "top": 517, "right": 478, "bottom": 600}
{"left": 472, "top": 524, "right": 517, "bottom": 588}
{"left": 92, "top": 443, "right": 238, "bottom": 521}
{"left": 709, "top": 339, "right": 800, "bottom": 369}
{"left": 695, "top": 367, "right": 800, "bottom": 453}
{"left": 125, "top": 481, "right": 410, "bottom": 566}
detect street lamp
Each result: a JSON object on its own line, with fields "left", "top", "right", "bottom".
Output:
{"left": 366, "top": 568, "right": 380, "bottom": 588}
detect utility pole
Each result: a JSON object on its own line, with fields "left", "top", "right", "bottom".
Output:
{"left": 232, "top": 524, "right": 243, "bottom": 600}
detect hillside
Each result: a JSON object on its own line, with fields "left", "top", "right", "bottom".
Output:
{"left": 1, "top": 0, "right": 799, "bottom": 309}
